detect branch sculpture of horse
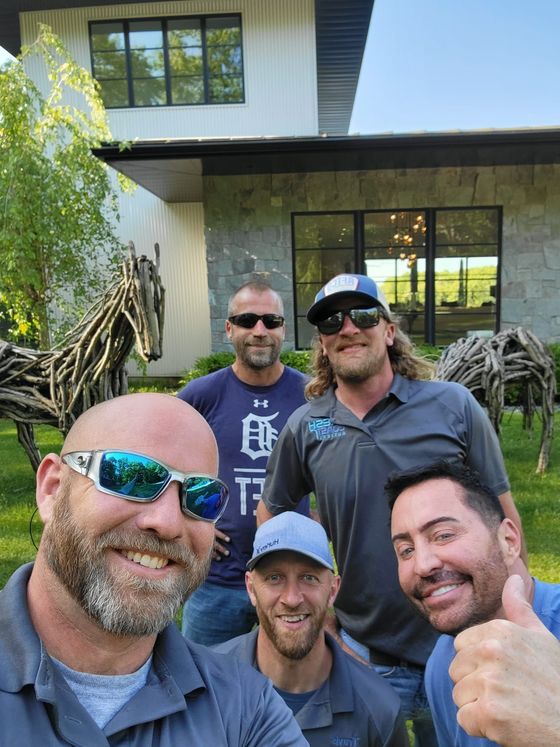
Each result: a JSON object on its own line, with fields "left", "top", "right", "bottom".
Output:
{"left": 0, "top": 242, "right": 165, "bottom": 470}
{"left": 435, "top": 327, "right": 556, "bottom": 473}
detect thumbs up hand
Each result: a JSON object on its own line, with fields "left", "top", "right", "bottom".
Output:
{"left": 449, "top": 575, "right": 560, "bottom": 746}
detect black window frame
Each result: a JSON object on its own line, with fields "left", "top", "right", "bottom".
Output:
{"left": 292, "top": 206, "right": 502, "bottom": 349}
{"left": 88, "top": 13, "right": 245, "bottom": 109}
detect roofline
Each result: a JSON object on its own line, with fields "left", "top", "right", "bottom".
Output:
{"left": 92, "top": 128, "right": 560, "bottom": 203}
{"left": 94, "top": 128, "right": 560, "bottom": 161}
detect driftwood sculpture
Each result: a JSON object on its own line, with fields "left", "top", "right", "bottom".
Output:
{"left": 435, "top": 327, "right": 556, "bottom": 473}
{"left": 0, "top": 242, "right": 165, "bottom": 470}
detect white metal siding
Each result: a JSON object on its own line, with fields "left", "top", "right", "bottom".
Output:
{"left": 20, "top": 0, "right": 318, "bottom": 139}
{"left": 115, "top": 185, "right": 211, "bottom": 377}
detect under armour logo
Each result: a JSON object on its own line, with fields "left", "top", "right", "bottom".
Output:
{"left": 253, "top": 399, "right": 269, "bottom": 408}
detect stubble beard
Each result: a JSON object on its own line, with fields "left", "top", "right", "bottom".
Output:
{"left": 411, "top": 548, "right": 509, "bottom": 636}
{"left": 330, "top": 347, "right": 387, "bottom": 384}
{"left": 256, "top": 601, "right": 327, "bottom": 661}
{"left": 41, "top": 485, "right": 211, "bottom": 637}
{"left": 234, "top": 337, "right": 281, "bottom": 371}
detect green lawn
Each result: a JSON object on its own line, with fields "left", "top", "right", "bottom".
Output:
{"left": 0, "top": 412, "right": 559, "bottom": 588}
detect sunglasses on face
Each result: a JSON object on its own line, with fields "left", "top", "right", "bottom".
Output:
{"left": 228, "top": 313, "right": 285, "bottom": 330}
{"left": 316, "top": 306, "right": 386, "bottom": 335}
{"left": 61, "top": 450, "right": 229, "bottom": 523}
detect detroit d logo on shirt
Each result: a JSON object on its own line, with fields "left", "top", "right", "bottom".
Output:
{"left": 241, "top": 411, "right": 280, "bottom": 460}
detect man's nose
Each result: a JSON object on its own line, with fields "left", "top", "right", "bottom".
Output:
{"left": 280, "top": 578, "right": 305, "bottom": 607}
{"left": 413, "top": 541, "right": 444, "bottom": 577}
{"left": 134, "top": 482, "right": 184, "bottom": 540}
{"left": 339, "top": 312, "right": 360, "bottom": 334}
{"left": 251, "top": 318, "right": 268, "bottom": 335}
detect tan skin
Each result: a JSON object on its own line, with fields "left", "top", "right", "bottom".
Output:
{"left": 27, "top": 393, "right": 217, "bottom": 675}
{"left": 246, "top": 551, "right": 340, "bottom": 692}
{"left": 451, "top": 574, "right": 560, "bottom": 746}
{"left": 214, "top": 286, "right": 286, "bottom": 560}
{"left": 257, "top": 295, "right": 526, "bottom": 653}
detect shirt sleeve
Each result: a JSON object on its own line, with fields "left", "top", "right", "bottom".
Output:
{"left": 262, "top": 417, "right": 312, "bottom": 514}
{"left": 243, "top": 679, "right": 309, "bottom": 747}
{"left": 462, "top": 391, "right": 510, "bottom": 495}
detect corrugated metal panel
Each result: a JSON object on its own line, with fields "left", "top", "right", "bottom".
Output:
{"left": 20, "top": 0, "right": 319, "bottom": 139}
{"left": 114, "top": 185, "right": 211, "bottom": 377}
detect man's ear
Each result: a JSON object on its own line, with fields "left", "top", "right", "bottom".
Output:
{"left": 328, "top": 574, "right": 341, "bottom": 608}
{"left": 245, "top": 570, "right": 257, "bottom": 608}
{"left": 497, "top": 518, "right": 521, "bottom": 567}
{"left": 384, "top": 321, "right": 396, "bottom": 348}
{"left": 225, "top": 319, "right": 232, "bottom": 340}
{"left": 36, "top": 454, "right": 63, "bottom": 524}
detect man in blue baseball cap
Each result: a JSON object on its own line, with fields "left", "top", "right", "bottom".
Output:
{"left": 257, "top": 273, "right": 525, "bottom": 746}
{"left": 216, "top": 512, "right": 408, "bottom": 747}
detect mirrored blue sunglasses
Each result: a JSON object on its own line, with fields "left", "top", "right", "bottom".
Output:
{"left": 61, "top": 450, "right": 229, "bottom": 523}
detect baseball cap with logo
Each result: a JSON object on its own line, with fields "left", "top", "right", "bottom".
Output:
{"left": 306, "top": 273, "right": 390, "bottom": 325}
{"left": 247, "top": 512, "right": 334, "bottom": 571}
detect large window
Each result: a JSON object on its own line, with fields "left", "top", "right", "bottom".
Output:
{"left": 90, "top": 15, "right": 244, "bottom": 108}
{"left": 293, "top": 207, "right": 501, "bottom": 348}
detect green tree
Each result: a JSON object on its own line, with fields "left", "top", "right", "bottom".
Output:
{"left": 0, "top": 24, "right": 131, "bottom": 347}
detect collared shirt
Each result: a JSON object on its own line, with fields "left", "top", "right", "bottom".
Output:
{"left": 215, "top": 630, "right": 408, "bottom": 747}
{"left": 262, "top": 375, "right": 510, "bottom": 665}
{"left": 0, "top": 564, "right": 308, "bottom": 747}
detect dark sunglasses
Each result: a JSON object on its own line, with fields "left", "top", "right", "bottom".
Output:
{"left": 62, "top": 450, "right": 229, "bottom": 523}
{"left": 316, "top": 306, "right": 386, "bottom": 335}
{"left": 228, "top": 313, "right": 285, "bottom": 330}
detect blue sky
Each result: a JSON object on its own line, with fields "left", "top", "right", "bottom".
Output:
{"left": 2, "top": 1, "right": 559, "bottom": 136}
{"left": 350, "top": 0, "right": 560, "bottom": 134}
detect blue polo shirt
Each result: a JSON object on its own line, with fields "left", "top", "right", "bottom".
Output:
{"left": 0, "top": 564, "right": 308, "bottom": 746}
{"left": 215, "top": 629, "right": 408, "bottom": 746}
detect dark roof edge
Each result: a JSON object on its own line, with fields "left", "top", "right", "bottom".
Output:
{"left": 93, "top": 129, "right": 560, "bottom": 161}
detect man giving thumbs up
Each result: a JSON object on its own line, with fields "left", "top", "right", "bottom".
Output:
{"left": 450, "top": 574, "right": 560, "bottom": 746}
{"left": 386, "top": 460, "right": 560, "bottom": 747}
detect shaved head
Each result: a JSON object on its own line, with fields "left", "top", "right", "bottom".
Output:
{"left": 63, "top": 393, "right": 219, "bottom": 476}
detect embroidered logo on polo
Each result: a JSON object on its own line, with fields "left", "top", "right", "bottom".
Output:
{"left": 308, "top": 418, "right": 346, "bottom": 441}
{"left": 330, "top": 737, "right": 360, "bottom": 746}
{"left": 241, "top": 411, "right": 280, "bottom": 460}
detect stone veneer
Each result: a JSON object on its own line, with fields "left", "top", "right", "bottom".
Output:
{"left": 204, "top": 164, "right": 560, "bottom": 350}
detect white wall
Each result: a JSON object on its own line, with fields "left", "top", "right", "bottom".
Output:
{"left": 20, "top": 0, "right": 319, "bottom": 139}
{"left": 114, "top": 185, "right": 211, "bottom": 377}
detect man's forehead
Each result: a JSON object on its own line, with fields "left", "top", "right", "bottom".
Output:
{"left": 233, "top": 287, "right": 281, "bottom": 307}
{"left": 392, "top": 478, "right": 467, "bottom": 524}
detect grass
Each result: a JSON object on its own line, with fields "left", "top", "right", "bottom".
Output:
{"left": 0, "top": 411, "right": 559, "bottom": 589}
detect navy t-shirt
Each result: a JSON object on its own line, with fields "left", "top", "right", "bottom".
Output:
{"left": 177, "top": 366, "right": 309, "bottom": 587}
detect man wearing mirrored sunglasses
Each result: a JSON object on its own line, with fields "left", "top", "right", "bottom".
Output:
{"left": 0, "top": 393, "right": 308, "bottom": 746}
{"left": 257, "top": 273, "right": 524, "bottom": 747}
{"left": 178, "top": 280, "right": 309, "bottom": 646}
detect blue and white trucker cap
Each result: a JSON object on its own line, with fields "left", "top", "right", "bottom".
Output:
{"left": 247, "top": 512, "right": 334, "bottom": 571}
{"left": 306, "top": 273, "right": 390, "bottom": 325}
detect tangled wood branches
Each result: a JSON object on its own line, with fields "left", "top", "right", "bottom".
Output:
{"left": 435, "top": 327, "right": 556, "bottom": 473}
{"left": 0, "top": 242, "right": 165, "bottom": 470}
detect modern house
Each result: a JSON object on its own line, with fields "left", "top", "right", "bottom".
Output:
{"left": 2, "top": 1, "right": 560, "bottom": 376}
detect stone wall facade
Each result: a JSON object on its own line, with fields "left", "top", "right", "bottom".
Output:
{"left": 204, "top": 163, "right": 560, "bottom": 350}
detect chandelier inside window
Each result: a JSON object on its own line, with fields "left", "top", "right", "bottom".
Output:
{"left": 387, "top": 212, "right": 426, "bottom": 267}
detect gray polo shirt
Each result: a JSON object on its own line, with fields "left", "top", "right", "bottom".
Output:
{"left": 0, "top": 564, "right": 308, "bottom": 746}
{"left": 215, "top": 630, "right": 409, "bottom": 747}
{"left": 262, "top": 375, "right": 510, "bottom": 666}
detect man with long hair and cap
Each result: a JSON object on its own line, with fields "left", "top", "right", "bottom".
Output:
{"left": 257, "top": 273, "right": 524, "bottom": 746}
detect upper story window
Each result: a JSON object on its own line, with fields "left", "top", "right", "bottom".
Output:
{"left": 89, "top": 15, "right": 244, "bottom": 108}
